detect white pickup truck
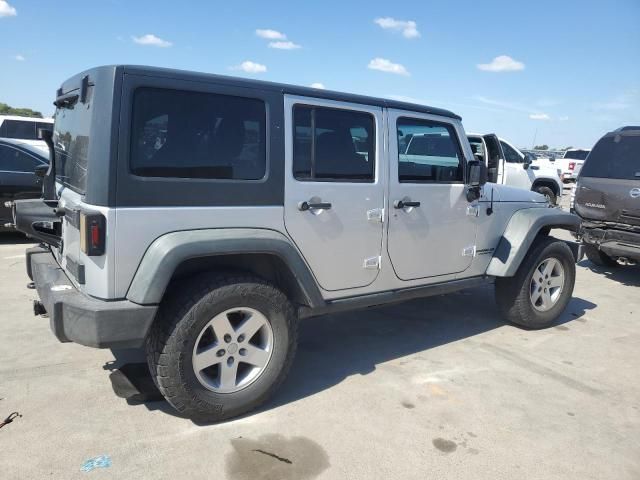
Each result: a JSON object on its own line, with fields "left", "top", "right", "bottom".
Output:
{"left": 467, "top": 134, "right": 563, "bottom": 205}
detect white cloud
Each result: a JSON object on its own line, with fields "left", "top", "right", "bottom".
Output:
{"left": 132, "top": 34, "right": 172, "bottom": 47}
{"left": 374, "top": 17, "right": 420, "bottom": 38}
{"left": 256, "top": 29, "right": 286, "bottom": 40}
{"left": 477, "top": 55, "right": 525, "bottom": 72}
{"left": 368, "top": 57, "right": 409, "bottom": 76}
{"left": 269, "top": 41, "right": 301, "bottom": 50}
{"left": 0, "top": 1, "right": 17, "bottom": 17}
{"left": 310, "top": 83, "right": 325, "bottom": 89}
{"left": 529, "top": 113, "right": 550, "bottom": 120}
{"left": 14, "top": 54, "right": 25, "bottom": 61}
{"left": 231, "top": 61, "right": 267, "bottom": 73}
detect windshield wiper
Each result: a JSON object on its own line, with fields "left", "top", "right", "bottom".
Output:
{"left": 53, "top": 92, "right": 79, "bottom": 109}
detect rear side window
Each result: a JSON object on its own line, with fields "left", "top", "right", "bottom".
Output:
{"left": 293, "top": 105, "right": 375, "bottom": 182}
{"left": 397, "top": 118, "right": 463, "bottom": 182}
{"left": 580, "top": 134, "right": 640, "bottom": 180}
{"left": 0, "top": 120, "right": 36, "bottom": 140}
{"left": 0, "top": 145, "right": 42, "bottom": 172}
{"left": 564, "top": 150, "right": 589, "bottom": 160}
{"left": 130, "top": 88, "right": 266, "bottom": 180}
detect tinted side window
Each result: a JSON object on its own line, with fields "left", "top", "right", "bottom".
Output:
{"left": 500, "top": 141, "right": 522, "bottom": 163}
{"left": 580, "top": 134, "right": 640, "bottom": 180}
{"left": 293, "top": 105, "right": 375, "bottom": 182}
{"left": 0, "top": 120, "right": 37, "bottom": 140}
{"left": 0, "top": 145, "right": 41, "bottom": 172}
{"left": 397, "top": 118, "right": 463, "bottom": 182}
{"left": 130, "top": 88, "right": 266, "bottom": 180}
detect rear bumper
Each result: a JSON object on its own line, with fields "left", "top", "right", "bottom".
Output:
{"left": 27, "top": 246, "right": 157, "bottom": 348}
{"left": 581, "top": 226, "right": 640, "bottom": 261}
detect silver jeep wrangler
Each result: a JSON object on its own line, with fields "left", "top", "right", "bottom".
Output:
{"left": 11, "top": 65, "right": 581, "bottom": 422}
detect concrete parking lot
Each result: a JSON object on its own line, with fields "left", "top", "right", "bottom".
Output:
{"left": 0, "top": 193, "right": 639, "bottom": 479}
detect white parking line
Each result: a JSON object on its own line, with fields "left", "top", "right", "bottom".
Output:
{"left": 3, "top": 254, "right": 25, "bottom": 260}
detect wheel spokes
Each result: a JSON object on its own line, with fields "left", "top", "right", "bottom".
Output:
{"left": 237, "top": 312, "right": 267, "bottom": 340}
{"left": 193, "top": 344, "right": 222, "bottom": 372}
{"left": 242, "top": 345, "right": 270, "bottom": 368}
{"left": 548, "top": 275, "right": 564, "bottom": 289}
{"left": 219, "top": 359, "right": 239, "bottom": 389}
{"left": 210, "top": 312, "right": 234, "bottom": 344}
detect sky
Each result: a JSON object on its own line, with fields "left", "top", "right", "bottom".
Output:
{"left": 1, "top": 0, "right": 639, "bottom": 149}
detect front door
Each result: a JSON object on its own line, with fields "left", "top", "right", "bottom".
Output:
{"left": 388, "top": 111, "right": 477, "bottom": 280}
{"left": 283, "top": 96, "right": 385, "bottom": 291}
{"left": 500, "top": 140, "right": 531, "bottom": 190}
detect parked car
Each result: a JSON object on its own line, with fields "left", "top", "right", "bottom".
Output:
{"left": 0, "top": 115, "right": 54, "bottom": 150}
{"left": 11, "top": 65, "right": 581, "bottom": 422}
{"left": 558, "top": 149, "right": 590, "bottom": 182}
{"left": 574, "top": 126, "right": 640, "bottom": 266}
{"left": 0, "top": 138, "right": 48, "bottom": 230}
{"left": 467, "top": 134, "right": 563, "bottom": 204}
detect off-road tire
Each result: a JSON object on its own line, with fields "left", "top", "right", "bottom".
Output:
{"left": 145, "top": 272, "right": 297, "bottom": 422}
{"left": 495, "top": 236, "right": 575, "bottom": 329}
{"left": 534, "top": 186, "right": 557, "bottom": 205}
{"left": 584, "top": 245, "right": 618, "bottom": 268}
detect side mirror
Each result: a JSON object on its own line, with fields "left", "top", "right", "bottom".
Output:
{"left": 466, "top": 160, "right": 487, "bottom": 202}
{"left": 467, "top": 159, "right": 487, "bottom": 187}
{"left": 34, "top": 164, "right": 48, "bottom": 178}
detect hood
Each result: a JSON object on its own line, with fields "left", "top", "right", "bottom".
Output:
{"left": 493, "top": 184, "right": 548, "bottom": 203}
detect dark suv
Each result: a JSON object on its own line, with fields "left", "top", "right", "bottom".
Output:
{"left": 575, "top": 126, "right": 640, "bottom": 266}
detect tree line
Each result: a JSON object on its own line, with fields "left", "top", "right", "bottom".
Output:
{"left": 0, "top": 102, "right": 43, "bottom": 118}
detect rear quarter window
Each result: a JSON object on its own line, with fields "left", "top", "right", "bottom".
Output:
{"left": 130, "top": 87, "right": 267, "bottom": 180}
{"left": 580, "top": 134, "right": 640, "bottom": 180}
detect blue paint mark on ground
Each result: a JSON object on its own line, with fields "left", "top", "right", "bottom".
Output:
{"left": 81, "top": 455, "right": 112, "bottom": 472}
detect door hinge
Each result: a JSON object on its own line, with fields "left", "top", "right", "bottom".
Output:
{"left": 363, "top": 256, "right": 381, "bottom": 269}
{"left": 462, "top": 245, "right": 476, "bottom": 257}
{"left": 367, "top": 208, "right": 384, "bottom": 223}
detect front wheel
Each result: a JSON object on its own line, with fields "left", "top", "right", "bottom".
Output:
{"left": 146, "top": 273, "right": 298, "bottom": 422}
{"left": 495, "top": 237, "right": 575, "bottom": 329}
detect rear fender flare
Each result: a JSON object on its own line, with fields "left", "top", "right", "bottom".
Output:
{"left": 126, "top": 228, "right": 324, "bottom": 307}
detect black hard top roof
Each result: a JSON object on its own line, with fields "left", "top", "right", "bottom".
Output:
{"left": 114, "top": 65, "right": 461, "bottom": 120}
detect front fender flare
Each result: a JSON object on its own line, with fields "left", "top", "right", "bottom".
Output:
{"left": 487, "top": 208, "right": 581, "bottom": 277}
{"left": 126, "top": 228, "right": 324, "bottom": 307}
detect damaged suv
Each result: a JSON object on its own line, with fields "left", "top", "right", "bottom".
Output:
{"left": 10, "top": 66, "right": 581, "bottom": 421}
{"left": 575, "top": 126, "right": 640, "bottom": 267}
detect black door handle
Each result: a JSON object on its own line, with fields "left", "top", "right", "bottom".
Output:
{"left": 394, "top": 200, "right": 420, "bottom": 209}
{"left": 298, "top": 201, "right": 332, "bottom": 211}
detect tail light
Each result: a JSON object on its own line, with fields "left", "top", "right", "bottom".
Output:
{"left": 79, "top": 211, "right": 106, "bottom": 256}
{"left": 568, "top": 162, "right": 576, "bottom": 170}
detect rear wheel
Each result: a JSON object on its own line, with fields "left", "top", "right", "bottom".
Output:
{"left": 584, "top": 245, "right": 618, "bottom": 268}
{"left": 496, "top": 237, "right": 575, "bottom": 329}
{"left": 146, "top": 273, "right": 297, "bottom": 422}
{"left": 534, "top": 185, "right": 557, "bottom": 205}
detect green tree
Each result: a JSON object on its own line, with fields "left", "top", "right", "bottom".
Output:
{"left": 534, "top": 144, "right": 549, "bottom": 150}
{"left": 0, "top": 102, "right": 43, "bottom": 118}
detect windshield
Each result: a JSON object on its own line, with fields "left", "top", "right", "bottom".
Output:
{"left": 564, "top": 150, "right": 589, "bottom": 160}
{"left": 53, "top": 94, "right": 91, "bottom": 194}
{"left": 580, "top": 134, "right": 640, "bottom": 180}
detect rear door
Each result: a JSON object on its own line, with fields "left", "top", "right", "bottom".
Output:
{"left": 283, "top": 96, "right": 385, "bottom": 291}
{"left": 576, "top": 131, "right": 640, "bottom": 224}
